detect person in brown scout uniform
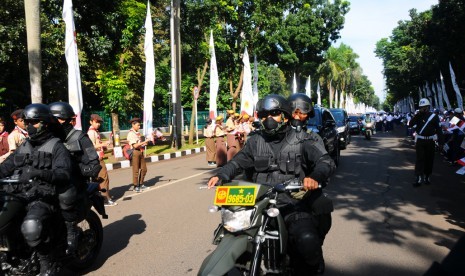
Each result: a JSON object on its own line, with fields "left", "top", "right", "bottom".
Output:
{"left": 204, "top": 118, "right": 216, "bottom": 166}
{"left": 0, "top": 118, "right": 9, "bottom": 163}
{"left": 87, "top": 114, "right": 117, "bottom": 206}
{"left": 127, "top": 118, "right": 150, "bottom": 192}
{"left": 214, "top": 115, "right": 227, "bottom": 167}
{"left": 227, "top": 113, "right": 243, "bottom": 160}
{"left": 6, "top": 109, "right": 28, "bottom": 159}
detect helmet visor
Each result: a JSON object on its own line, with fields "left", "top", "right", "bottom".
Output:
{"left": 291, "top": 101, "right": 312, "bottom": 114}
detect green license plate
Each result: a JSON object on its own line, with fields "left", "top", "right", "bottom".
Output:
{"left": 214, "top": 186, "right": 257, "bottom": 206}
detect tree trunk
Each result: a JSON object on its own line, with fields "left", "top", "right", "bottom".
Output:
{"left": 24, "top": 0, "right": 42, "bottom": 103}
{"left": 188, "top": 62, "right": 208, "bottom": 144}
{"left": 111, "top": 112, "right": 120, "bottom": 146}
{"left": 229, "top": 69, "right": 244, "bottom": 111}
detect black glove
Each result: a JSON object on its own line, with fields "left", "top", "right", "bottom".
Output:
{"left": 19, "top": 167, "right": 42, "bottom": 184}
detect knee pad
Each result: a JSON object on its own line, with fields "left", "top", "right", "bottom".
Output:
{"left": 58, "top": 185, "right": 77, "bottom": 210}
{"left": 295, "top": 230, "right": 321, "bottom": 265}
{"left": 21, "top": 218, "right": 43, "bottom": 248}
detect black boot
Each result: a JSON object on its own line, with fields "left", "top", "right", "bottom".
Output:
{"left": 424, "top": 175, "right": 431, "bottom": 185}
{"left": 316, "top": 255, "right": 325, "bottom": 274}
{"left": 65, "top": 221, "right": 79, "bottom": 255}
{"left": 412, "top": 175, "right": 422, "bottom": 187}
{"left": 38, "top": 253, "right": 56, "bottom": 276}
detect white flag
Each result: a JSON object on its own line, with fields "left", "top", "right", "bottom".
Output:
{"left": 209, "top": 31, "right": 219, "bottom": 119}
{"left": 240, "top": 47, "right": 253, "bottom": 116}
{"left": 292, "top": 73, "right": 297, "bottom": 94}
{"left": 143, "top": 2, "right": 155, "bottom": 142}
{"left": 63, "top": 0, "right": 83, "bottom": 130}
{"left": 440, "top": 71, "right": 452, "bottom": 110}
{"left": 305, "top": 76, "right": 311, "bottom": 98}
{"left": 433, "top": 80, "right": 443, "bottom": 111}
{"left": 335, "top": 89, "right": 339, "bottom": 108}
{"left": 317, "top": 82, "right": 321, "bottom": 105}
{"left": 252, "top": 55, "right": 259, "bottom": 112}
{"left": 449, "top": 62, "right": 463, "bottom": 109}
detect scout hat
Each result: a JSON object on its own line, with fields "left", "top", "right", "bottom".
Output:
{"left": 90, "top": 114, "right": 103, "bottom": 122}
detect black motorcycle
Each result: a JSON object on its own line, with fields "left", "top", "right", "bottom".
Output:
{"left": 198, "top": 179, "right": 305, "bottom": 276}
{"left": 0, "top": 176, "right": 107, "bottom": 275}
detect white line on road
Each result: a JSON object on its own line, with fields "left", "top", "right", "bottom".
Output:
{"left": 120, "top": 170, "right": 213, "bottom": 201}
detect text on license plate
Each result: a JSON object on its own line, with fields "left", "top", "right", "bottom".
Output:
{"left": 214, "top": 186, "right": 256, "bottom": 206}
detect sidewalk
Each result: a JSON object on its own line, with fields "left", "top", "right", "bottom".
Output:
{"left": 103, "top": 145, "right": 206, "bottom": 171}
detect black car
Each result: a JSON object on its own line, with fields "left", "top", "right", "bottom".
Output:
{"left": 329, "top": 108, "right": 351, "bottom": 149}
{"left": 307, "top": 105, "right": 340, "bottom": 166}
{"left": 348, "top": 115, "right": 362, "bottom": 134}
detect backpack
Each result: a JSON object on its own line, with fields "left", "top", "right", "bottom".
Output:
{"left": 122, "top": 144, "right": 133, "bottom": 160}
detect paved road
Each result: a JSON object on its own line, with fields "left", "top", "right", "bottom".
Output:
{"left": 79, "top": 126, "right": 465, "bottom": 276}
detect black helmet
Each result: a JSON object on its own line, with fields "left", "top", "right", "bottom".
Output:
{"left": 23, "top": 103, "right": 53, "bottom": 123}
{"left": 288, "top": 93, "right": 314, "bottom": 117}
{"left": 256, "top": 94, "right": 292, "bottom": 119}
{"left": 49, "top": 102, "right": 76, "bottom": 119}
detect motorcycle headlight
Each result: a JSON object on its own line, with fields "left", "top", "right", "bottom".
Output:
{"left": 366, "top": 123, "right": 373, "bottom": 128}
{"left": 221, "top": 208, "right": 254, "bottom": 232}
{"left": 337, "top": 126, "right": 346, "bottom": 133}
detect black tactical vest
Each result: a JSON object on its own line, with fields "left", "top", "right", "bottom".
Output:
{"left": 252, "top": 130, "right": 308, "bottom": 185}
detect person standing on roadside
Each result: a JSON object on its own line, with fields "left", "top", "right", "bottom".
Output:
{"left": 127, "top": 118, "right": 150, "bottom": 192}
{"left": 6, "top": 109, "right": 28, "bottom": 157}
{"left": 204, "top": 118, "right": 216, "bottom": 166}
{"left": 408, "top": 98, "right": 444, "bottom": 187}
{"left": 87, "top": 114, "right": 117, "bottom": 205}
{"left": 0, "top": 118, "right": 9, "bottom": 163}
{"left": 214, "top": 115, "right": 227, "bottom": 167}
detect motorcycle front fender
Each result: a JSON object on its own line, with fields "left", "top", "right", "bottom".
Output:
{"left": 198, "top": 234, "right": 248, "bottom": 276}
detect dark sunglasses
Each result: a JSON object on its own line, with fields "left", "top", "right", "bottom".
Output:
{"left": 24, "top": 119, "right": 41, "bottom": 125}
{"left": 258, "top": 109, "right": 282, "bottom": 118}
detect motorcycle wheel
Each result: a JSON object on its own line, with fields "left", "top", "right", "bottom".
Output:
{"left": 67, "top": 210, "right": 103, "bottom": 271}
{"left": 366, "top": 132, "right": 371, "bottom": 140}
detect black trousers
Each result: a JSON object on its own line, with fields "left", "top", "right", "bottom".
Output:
{"left": 415, "top": 138, "right": 435, "bottom": 176}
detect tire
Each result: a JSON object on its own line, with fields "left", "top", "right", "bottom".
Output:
{"left": 68, "top": 210, "right": 103, "bottom": 271}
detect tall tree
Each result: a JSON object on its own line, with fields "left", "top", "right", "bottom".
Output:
{"left": 24, "top": 0, "right": 42, "bottom": 103}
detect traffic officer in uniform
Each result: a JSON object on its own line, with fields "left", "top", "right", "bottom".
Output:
{"left": 408, "top": 98, "right": 444, "bottom": 186}
{"left": 208, "top": 94, "right": 335, "bottom": 275}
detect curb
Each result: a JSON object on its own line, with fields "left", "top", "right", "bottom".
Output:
{"left": 105, "top": 146, "right": 206, "bottom": 171}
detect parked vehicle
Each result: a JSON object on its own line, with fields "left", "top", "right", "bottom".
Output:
{"left": 0, "top": 176, "right": 106, "bottom": 275}
{"left": 329, "top": 108, "right": 351, "bottom": 149}
{"left": 198, "top": 179, "right": 305, "bottom": 276}
{"left": 348, "top": 115, "right": 362, "bottom": 134}
{"left": 307, "top": 105, "right": 340, "bottom": 166}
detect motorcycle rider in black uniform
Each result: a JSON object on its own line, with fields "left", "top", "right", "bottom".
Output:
{"left": 49, "top": 102, "right": 102, "bottom": 254}
{"left": 288, "top": 93, "right": 333, "bottom": 274}
{"left": 207, "top": 94, "right": 336, "bottom": 275}
{"left": 0, "top": 103, "right": 72, "bottom": 275}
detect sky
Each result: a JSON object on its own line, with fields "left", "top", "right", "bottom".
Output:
{"left": 336, "top": 0, "right": 438, "bottom": 101}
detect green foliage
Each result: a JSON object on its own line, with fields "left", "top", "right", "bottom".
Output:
{"left": 376, "top": 1, "right": 465, "bottom": 108}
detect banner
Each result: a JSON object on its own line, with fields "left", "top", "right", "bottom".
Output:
{"left": 240, "top": 47, "right": 253, "bottom": 116}
{"left": 435, "top": 80, "right": 444, "bottom": 111}
{"left": 63, "top": 0, "right": 83, "bottom": 129}
{"left": 305, "top": 75, "right": 311, "bottom": 98}
{"left": 143, "top": 2, "right": 155, "bottom": 142}
{"left": 317, "top": 82, "right": 321, "bottom": 105}
{"left": 292, "top": 73, "right": 297, "bottom": 94}
{"left": 252, "top": 55, "right": 259, "bottom": 113}
{"left": 450, "top": 62, "right": 463, "bottom": 109}
{"left": 440, "top": 71, "right": 452, "bottom": 110}
{"left": 209, "top": 30, "right": 219, "bottom": 119}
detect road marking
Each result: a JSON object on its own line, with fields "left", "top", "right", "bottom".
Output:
{"left": 121, "top": 170, "right": 213, "bottom": 201}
